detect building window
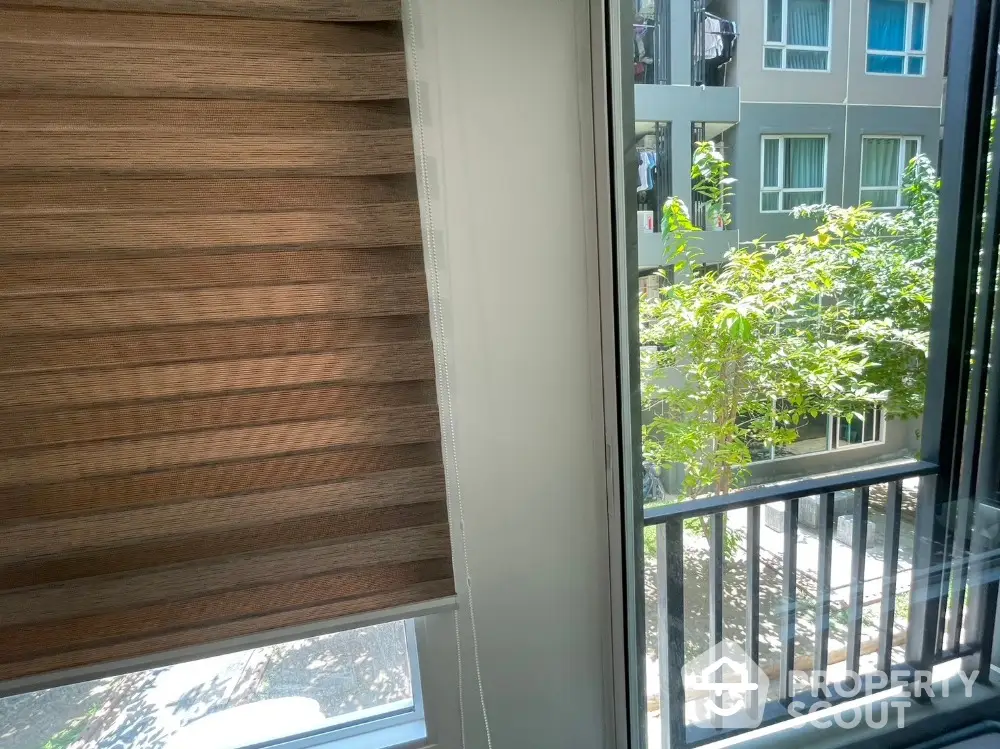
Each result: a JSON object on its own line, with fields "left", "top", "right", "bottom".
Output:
{"left": 867, "top": 0, "right": 928, "bottom": 75}
{"left": 861, "top": 136, "right": 921, "bottom": 207}
{"left": 0, "top": 620, "right": 425, "bottom": 749}
{"left": 751, "top": 408, "right": 886, "bottom": 462}
{"left": 764, "top": 0, "right": 831, "bottom": 71}
{"left": 760, "top": 135, "right": 828, "bottom": 212}
{"left": 833, "top": 407, "right": 885, "bottom": 448}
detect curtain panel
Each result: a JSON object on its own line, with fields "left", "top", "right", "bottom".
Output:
{"left": 0, "top": 0, "right": 455, "bottom": 690}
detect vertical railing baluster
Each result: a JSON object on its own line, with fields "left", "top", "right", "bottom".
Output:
{"left": 907, "top": 0, "right": 1000, "bottom": 675}
{"left": 814, "top": 493, "right": 835, "bottom": 687}
{"left": 947, "top": 57, "right": 1000, "bottom": 652}
{"left": 847, "top": 486, "right": 870, "bottom": 675}
{"left": 878, "top": 482, "right": 904, "bottom": 675}
{"left": 779, "top": 499, "right": 798, "bottom": 702}
{"left": 658, "top": 520, "right": 686, "bottom": 749}
{"left": 746, "top": 506, "right": 760, "bottom": 666}
{"left": 961, "top": 499, "right": 1000, "bottom": 680}
{"left": 709, "top": 513, "right": 725, "bottom": 647}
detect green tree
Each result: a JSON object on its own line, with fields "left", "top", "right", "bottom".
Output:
{"left": 641, "top": 155, "right": 937, "bottom": 504}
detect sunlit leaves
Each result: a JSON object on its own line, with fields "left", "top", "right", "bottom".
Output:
{"left": 642, "top": 154, "right": 938, "bottom": 502}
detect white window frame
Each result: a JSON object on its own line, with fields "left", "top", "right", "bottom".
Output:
{"left": 860, "top": 135, "right": 922, "bottom": 208}
{"left": 0, "top": 616, "right": 431, "bottom": 749}
{"left": 750, "top": 408, "right": 887, "bottom": 463}
{"left": 261, "top": 620, "right": 427, "bottom": 749}
{"left": 865, "top": 0, "right": 929, "bottom": 76}
{"left": 759, "top": 135, "right": 829, "bottom": 213}
{"left": 763, "top": 0, "right": 833, "bottom": 72}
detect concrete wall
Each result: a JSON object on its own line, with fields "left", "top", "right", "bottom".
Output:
{"left": 729, "top": 102, "right": 940, "bottom": 241}
{"left": 748, "top": 418, "right": 922, "bottom": 486}
{"left": 405, "top": 1, "right": 614, "bottom": 748}
{"left": 652, "top": 417, "right": 922, "bottom": 495}
{"left": 730, "top": 103, "right": 847, "bottom": 241}
{"left": 729, "top": 0, "right": 850, "bottom": 103}
{"left": 843, "top": 104, "right": 942, "bottom": 204}
{"left": 846, "top": 0, "right": 951, "bottom": 107}
{"left": 727, "top": 0, "right": 947, "bottom": 108}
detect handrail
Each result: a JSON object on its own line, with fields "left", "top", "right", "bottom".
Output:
{"left": 643, "top": 459, "right": 938, "bottom": 525}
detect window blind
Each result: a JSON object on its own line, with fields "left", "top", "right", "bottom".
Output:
{"left": 0, "top": 0, "right": 454, "bottom": 689}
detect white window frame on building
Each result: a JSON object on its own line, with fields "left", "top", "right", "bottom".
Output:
{"left": 866, "top": 0, "right": 929, "bottom": 76}
{"left": 759, "top": 134, "right": 829, "bottom": 213}
{"left": 749, "top": 407, "right": 887, "bottom": 463}
{"left": 860, "top": 135, "right": 922, "bottom": 208}
{"left": 763, "top": 0, "right": 833, "bottom": 71}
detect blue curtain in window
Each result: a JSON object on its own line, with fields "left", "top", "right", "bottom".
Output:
{"left": 787, "top": 0, "right": 829, "bottom": 46}
{"left": 868, "top": 0, "right": 907, "bottom": 51}
{"left": 911, "top": 2, "right": 927, "bottom": 50}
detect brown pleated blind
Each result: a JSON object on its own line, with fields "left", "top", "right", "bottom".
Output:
{"left": 0, "top": 0, "right": 454, "bottom": 687}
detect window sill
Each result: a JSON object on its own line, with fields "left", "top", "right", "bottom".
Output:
{"left": 264, "top": 718, "right": 427, "bottom": 749}
{"left": 711, "top": 664, "right": 1000, "bottom": 749}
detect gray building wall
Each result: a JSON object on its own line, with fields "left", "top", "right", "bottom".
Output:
{"left": 747, "top": 418, "right": 922, "bottom": 487}
{"left": 846, "top": 0, "right": 950, "bottom": 107}
{"left": 728, "top": 102, "right": 940, "bottom": 242}
{"left": 717, "top": 0, "right": 949, "bottom": 108}
{"left": 729, "top": 103, "right": 847, "bottom": 241}
{"left": 843, "top": 105, "right": 942, "bottom": 205}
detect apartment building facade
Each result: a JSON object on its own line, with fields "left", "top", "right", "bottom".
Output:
{"left": 636, "top": 0, "right": 947, "bottom": 485}
{"left": 635, "top": 0, "right": 948, "bottom": 261}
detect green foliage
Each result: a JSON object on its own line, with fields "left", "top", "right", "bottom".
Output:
{"left": 642, "top": 154, "right": 937, "bottom": 503}
{"left": 41, "top": 709, "right": 94, "bottom": 749}
{"left": 691, "top": 141, "right": 736, "bottom": 228}
{"left": 792, "top": 155, "right": 938, "bottom": 420}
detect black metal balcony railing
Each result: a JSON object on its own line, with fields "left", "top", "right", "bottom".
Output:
{"left": 639, "top": 0, "right": 1000, "bottom": 744}
{"left": 633, "top": 1, "right": 735, "bottom": 86}
{"left": 643, "top": 461, "right": 998, "bottom": 749}
{"left": 692, "top": 7, "right": 736, "bottom": 87}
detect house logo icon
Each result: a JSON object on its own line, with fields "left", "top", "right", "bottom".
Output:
{"left": 684, "top": 640, "right": 769, "bottom": 729}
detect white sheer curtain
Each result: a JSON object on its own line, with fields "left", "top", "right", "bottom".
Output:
{"left": 761, "top": 139, "right": 780, "bottom": 210}
{"left": 861, "top": 137, "right": 901, "bottom": 206}
{"left": 786, "top": 0, "right": 829, "bottom": 69}
{"left": 782, "top": 137, "right": 826, "bottom": 209}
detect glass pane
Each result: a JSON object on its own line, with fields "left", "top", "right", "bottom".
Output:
{"left": 786, "top": 49, "right": 828, "bottom": 69}
{"left": 911, "top": 1, "right": 927, "bottom": 51}
{"left": 784, "top": 137, "right": 825, "bottom": 189}
{"left": 864, "top": 409, "right": 877, "bottom": 441}
{"left": 861, "top": 187, "right": 900, "bottom": 207}
{"left": 782, "top": 189, "right": 824, "bottom": 209}
{"left": 762, "top": 138, "right": 780, "bottom": 186}
{"left": 868, "top": 0, "right": 907, "bottom": 51}
{"left": 867, "top": 53, "right": 906, "bottom": 73}
{"left": 774, "top": 413, "right": 830, "bottom": 457}
{"left": 838, "top": 413, "right": 868, "bottom": 445}
{"left": 766, "top": 0, "right": 784, "bottom": 42}
{"left": 787, "top": 0, "right": 830, "bottom": 46}
{"left": 617, "top": 0, "right": 955, "bottom": 735}
{"left": 0, "top": 622, "right": 416, "bottom": 749}
{"left": 861, "top": 137, "right": 901, "bottom": 188}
